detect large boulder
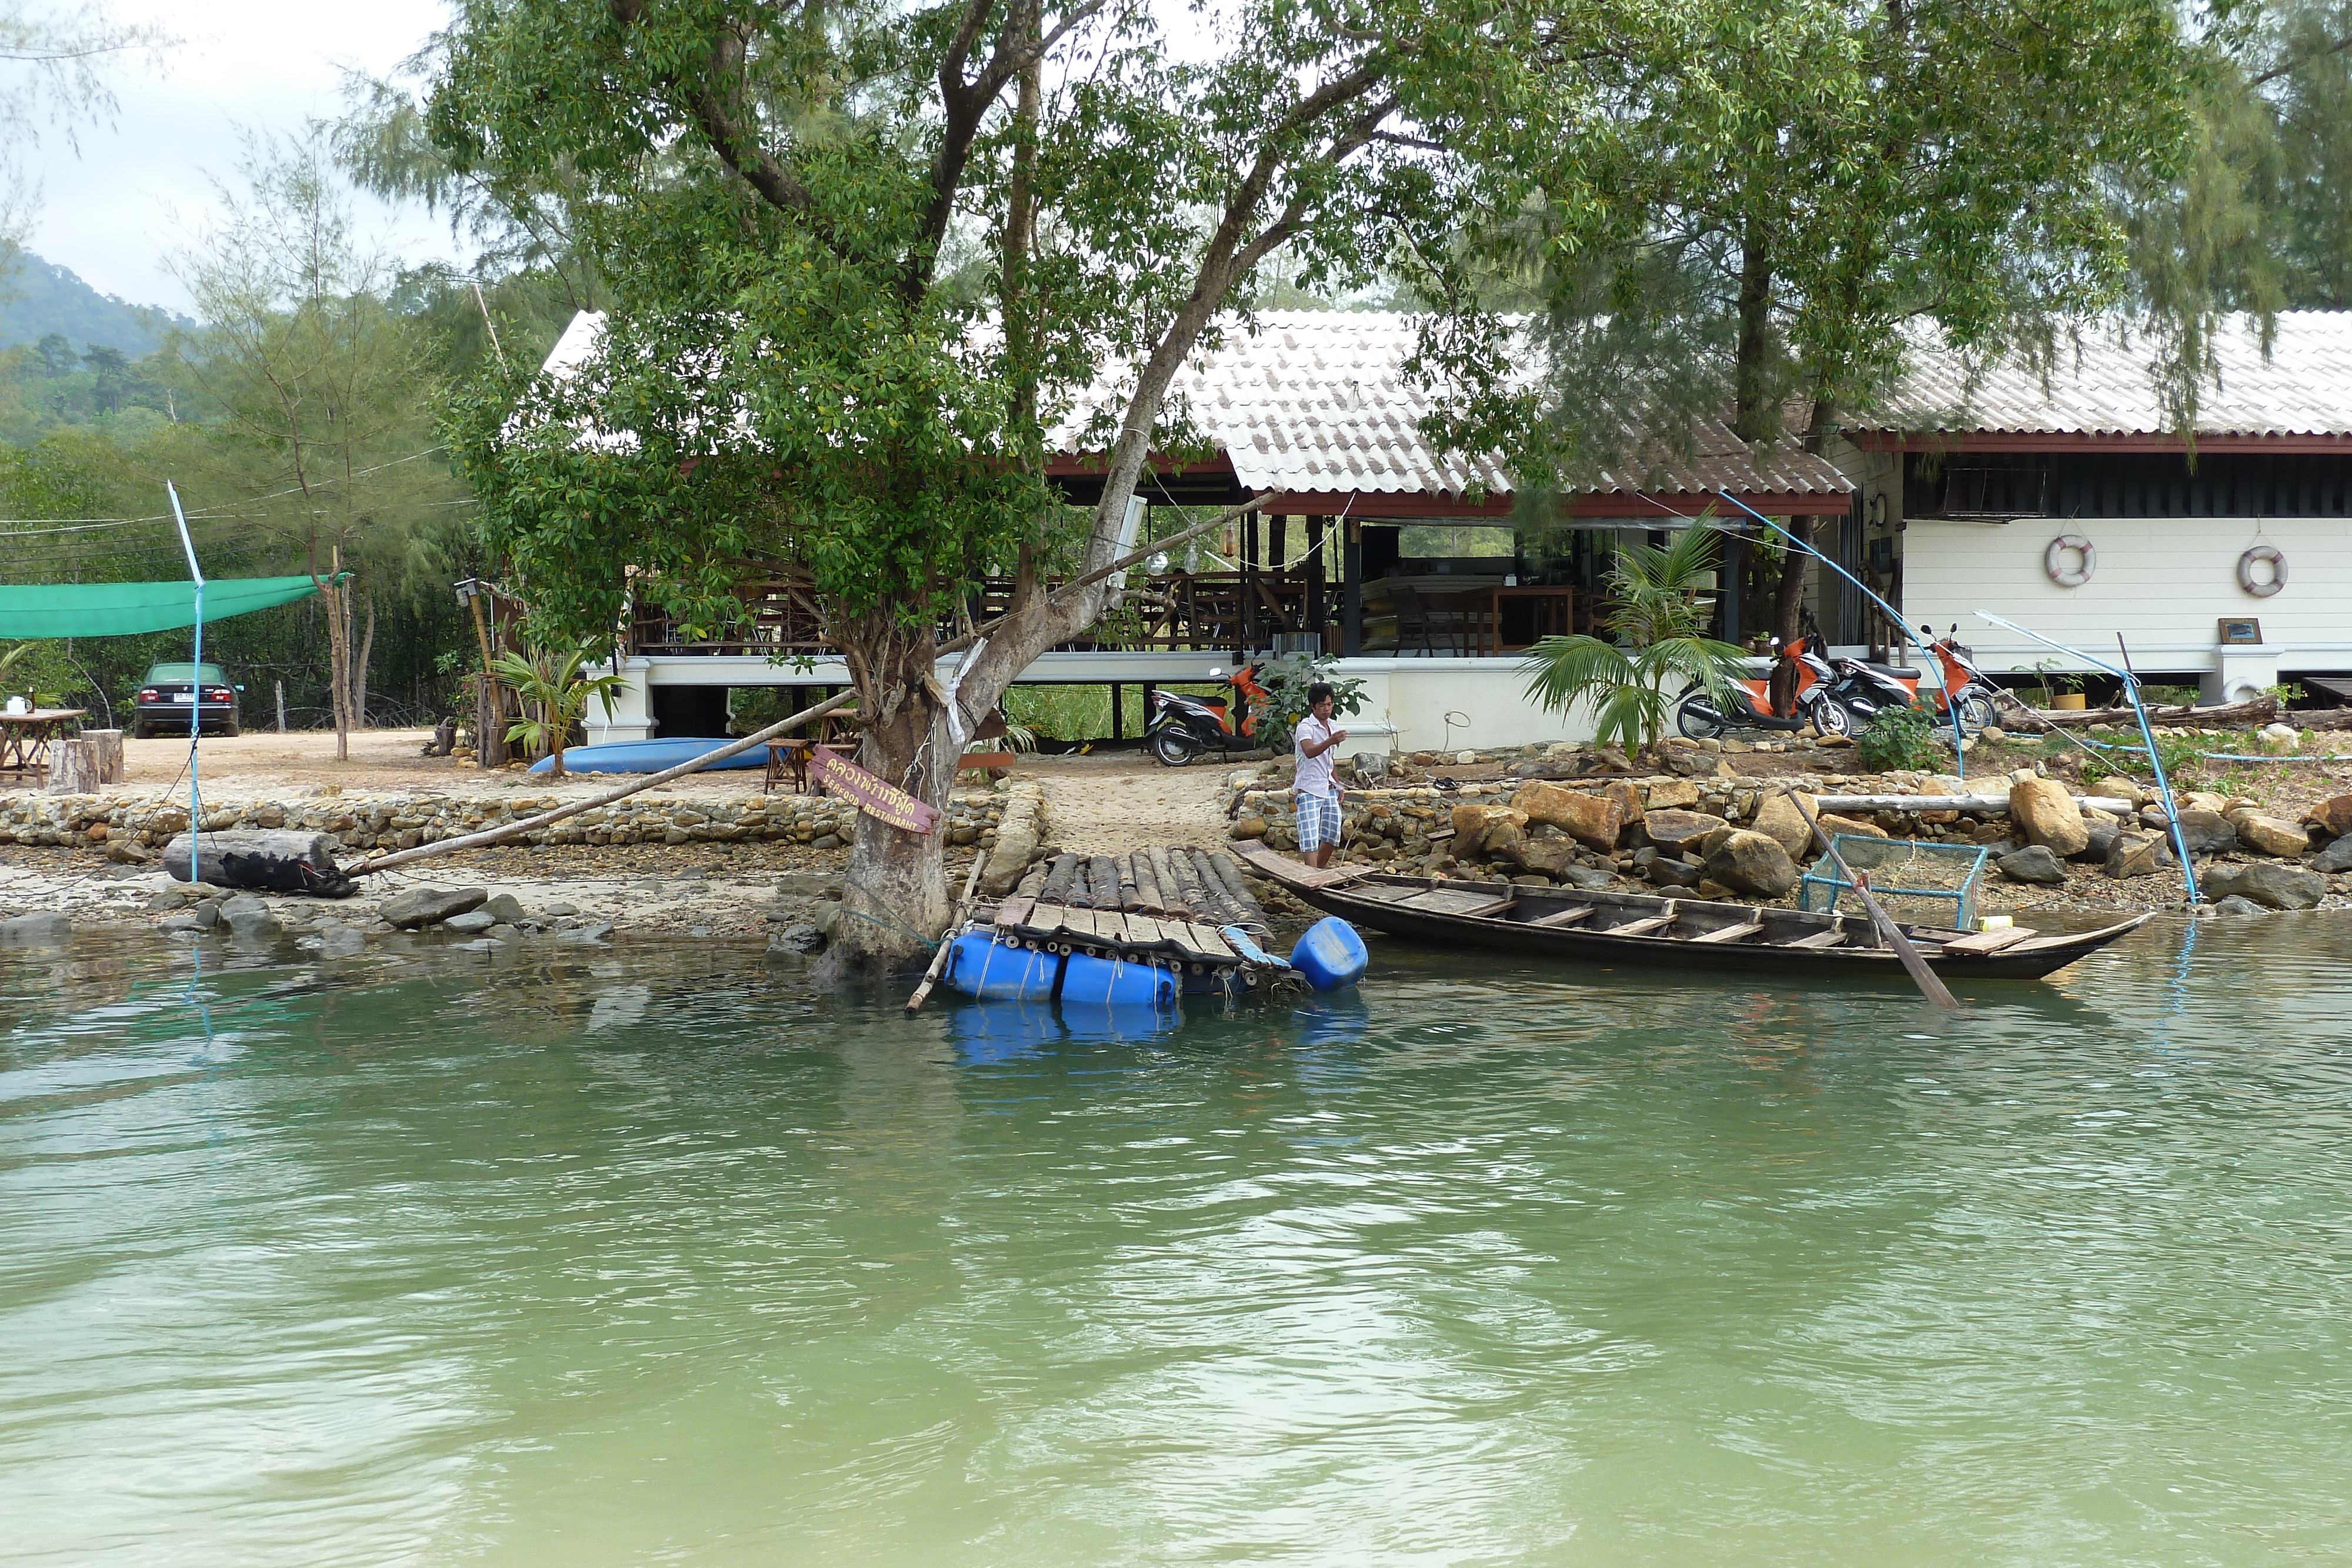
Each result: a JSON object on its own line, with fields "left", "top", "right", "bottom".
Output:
{"left": 1700, "top": 828, "right": 1798, "bottom": 898}
{"left": 1449, "top": 803, "right": 1526, "bottom": 854}
{"left": 2079, "top": 811, "right": 2123, "bottom": 862}
{"left": 1496, "top": 833, "right": 1579, "bottom": 879}
{"left": 2103, "top": 831, "right": 2174, "bottom": 880}
{"left": 378, "top": 886, "right": 489, "bottom": 929}
{"left": 1746, "top": 790, "right": 1819, "bottom": 857}
{"left": 1511, "top": 781, "right": 1626, "bottom": 851}
{"left": 0, "top": 911, "right": 71, "bottom": 947}
{"left": 980, "top": 782, "right": 1043, "bottom": 895}
{"left": 2010, "top": 776, "right": 2089, "bottom": 857}
{"left": 1815, "top": 812, "right": 1888, "bottom": 842}
{"left": 1642, "top": 779, "right": 1700, "bottom": 811}
{"left": 1603, "top": 780, "right": 1647, "bottom": 825}
{"left": 1996, "top": 844, "right": 2069, "bottom": 885}
{"left": 216, "top": 894, "right": 280, "bottom": 938}
{"left": 2173, "top": 809, "right": 2239, "bottom": 858}
{"left": 2303, "top": 793, "right": 2352, "bottom": 839}
{"left": 2313, "top": 834, "right": 2352, "bottom": 874}
{"left": 1641, "top": 808, "right": 1729, "bottom": 854}
{"left": 2203, "top": 861, "right": 2326, "bottom": 911}
{"left": 2236, "top": 814, "right": 2311, "bottom": 859}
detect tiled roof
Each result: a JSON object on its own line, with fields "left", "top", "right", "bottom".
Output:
{"left": 1050, "top": 310, "right": 1851, "bottom": 500}
{"left": 1857, "top": 312, "right": 2352, "bottom": 439}
{"left": 536, "top": 308, "right": 1855, "bottom": 499}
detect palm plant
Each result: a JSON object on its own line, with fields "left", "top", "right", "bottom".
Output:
{"left": 487, "top": 646, "right": 629, "bottom": 777}
{"left": 1518, "top": 526, "right": 1747, "bottom": 750}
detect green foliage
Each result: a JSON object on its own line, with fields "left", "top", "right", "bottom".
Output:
{"left": 488, "top": 645, "right": 626, "bottom": 774}
{"left": 1856, "top": 704, "right": 1941, "bottom": 772}
{"left": 1518, "top": 527, "right": 1744, "bottom": 749}
{"left": 1255, "top": 653, "right": 1367, "bottom": 751}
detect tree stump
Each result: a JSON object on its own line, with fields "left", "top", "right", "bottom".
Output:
{"left": 83, "top": 729, "right": 124, "bottom": 784}
{"left": 45, "top": 738, "right": 100, "bottom": 795}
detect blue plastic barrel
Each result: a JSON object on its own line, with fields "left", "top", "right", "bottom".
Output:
{"left": 1288, "top": 917, "right": 1368, "bottom": 991}
{"left": 943, "top": 932, "right": 1062, "bottom": 1002}
{"left": 1058, "top": 951, "right": 1178, "bottom": 1009}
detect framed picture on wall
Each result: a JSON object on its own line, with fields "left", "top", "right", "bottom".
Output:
{"left": 2218, "top": 617, "right": 2263, "bottom": 646}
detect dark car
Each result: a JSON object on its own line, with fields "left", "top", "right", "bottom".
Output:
{"left": 132, "top": 662, "right": 242, "bottom": 738}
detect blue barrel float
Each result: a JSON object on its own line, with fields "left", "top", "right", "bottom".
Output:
{"left": 1058, "top": 951, "right": 1178, "bottom": 1009}
{"left": 1288, "top": 917, "right": 1369, "bottom": 992}
{"left": 942, "top": 931, "right": 1061, "bottom": 1002}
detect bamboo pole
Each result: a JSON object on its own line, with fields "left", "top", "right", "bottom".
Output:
{"left": 906, "top": 851, "right": 989, "bottom": 1012}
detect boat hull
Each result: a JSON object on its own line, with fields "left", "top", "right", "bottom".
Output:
{"left": 1234, "top": 846, "right": 2148, "bottom": 984}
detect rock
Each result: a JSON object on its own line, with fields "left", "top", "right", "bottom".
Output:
{"left": 1560, "top": 867, "right": 1617, "bottom": 891}
{"left": 1699, "top": 829, "right": 1798, "bottom": 898}
{"left": 1498, "top": 834, "right": 1579, "bottom": 878}
{"left": 770, "top": 922, "right": 826, "bottom": 954}
{"left": 1643, "top": 779, "right": 1701, "bottom": 810}
{"left": 2103, "top": 831, "right": 2174, "bottom": 880}
{"left": 1980, "top": 727, "right": 2007, "bottom": 743}
{"left": 0, "top": 911, "right": 72, "bottom": 946}
{"left": 543, "top": 902, "right": 580, "bottom": 918}
{"left": 1592, "top": 745, "right": 1632, "bottom": 771}
{"left": 443, "top": 910, "right": 499, "bottom": 934}
{"left": 155, "top": 911, "right": 202, "bottom": 932}
{"left": 1228, "top": 815, "right": 1267, "bottom": 840}
{"left": 2256, "top": 721, "right": 2301, "bottom": 754}
{"left": 2210, "top": 895, "right": 2267, "bottom": 917}
{"left": 2080, "top": 813, "right": 2122, "bottom": 862}
{"left": 2236, "top": 814, "right": 2311, "bottom": 858}
{"left": 1996, "top": 844, "right": 2068, "bottom": 885}
{"left": 1449, "top": 803, "right": 1526, "bottom": 853}
{"left": 190, "top": 902, "right": 222, "bottom": 929}
{"left": 483, "top": 892, "right": 529, "bottom": 924}
{"left": 1646, "top": 858, "right": 1702, "bottom": 888}
{"left": 310, "top": 924, "right": 368, "bottom": 957}
{"left": 1511, "top": 781, "right": 1626, "bottom": 851}
{"left": 555, "top": 921, "right": 615, "bottom": 944}
{"left": 773, "top": 872, "right": 841, "bottom": 898}
{"left": 2202, "top": 861, "right": 2325, "bottom": 910}
{"left": 2009, "top": 776, "right": 2089, "bottom": 856}
{"left": 377, "top": 886, "right": 489, "bottom": 929}
{"left": 217, "top": 894, "right": 279, "bottom": 937}
{"left": 1660, "top": 747, "right": 1719, "bottom": 778}
{"left": 1602, "top": 780, "right": 1646, "bottom": 825}
{"left": 811, "top": 834, "right": 843, "bottom": 852}
{"left": 2303, "top": 793, "right": 2352, "bottom": 839}
{"left": 1746, "top": 790, "right": 1819, "bottom": 857}
{"left": 1815, "top": 813, "right": 1888, "bottom": 841}
{"left": 2173, "top": 809, "right": 2239, "bottom": 858}
{"left": 978, "top": 781, "right": 1041, "bottom": 896}
{"left": 1455, "top": 750, "right": 1478, "bottom": 765}
{"left": 1641, "top": 808, "right": 1729, "bottom": 852}
{"left": 2313, "top": 834, "right": 2352, "bottom": 874}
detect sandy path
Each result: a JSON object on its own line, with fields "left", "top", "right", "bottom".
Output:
{"left": 1024, "top": 751, "right": 1241, "bottom": 852}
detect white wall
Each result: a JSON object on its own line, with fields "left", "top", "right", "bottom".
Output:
{"left": 1334, "top": 657, "right": 1593, "bottom": 751}
{"left": 1898, "top": 514, "right": 2352, "bottom": 680}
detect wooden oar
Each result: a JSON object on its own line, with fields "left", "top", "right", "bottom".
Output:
{"left": 906, "top": 851, "right": 991, "bottom": 1012}
{"left": 1782, "top": 787, "right": 1959, "bottom": 1010}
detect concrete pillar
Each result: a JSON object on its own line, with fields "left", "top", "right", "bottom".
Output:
{"left": 584, "top": 657, "right": 656, "bottom": 744}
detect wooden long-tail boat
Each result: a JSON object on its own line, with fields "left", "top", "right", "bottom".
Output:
{"left": 1234, "top": 844, "right": 2149, "bottom": 983}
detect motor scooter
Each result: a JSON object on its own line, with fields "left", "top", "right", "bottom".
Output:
{"left": 1145, "top": 664, "right": 1274, "bottom": 766}
{"left": 1919, "top": 624, "right": 2006, "bottom": 732}
{"left": 1675, "top": 633, "right": 1851, "bottom": 740}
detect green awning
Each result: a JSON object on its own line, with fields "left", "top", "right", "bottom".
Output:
{"left": 0, "top": 575, "right": 339, "bottom": 638}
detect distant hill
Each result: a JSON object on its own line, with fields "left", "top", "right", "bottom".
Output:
{"left": 0, "top": 252, "right": 195, "bottom": 359}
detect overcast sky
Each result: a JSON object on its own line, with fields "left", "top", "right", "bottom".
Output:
{"left": 21, "top": 0, "right": 462, "bottom": 314}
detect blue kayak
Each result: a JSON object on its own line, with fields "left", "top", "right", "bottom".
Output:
{"left": 527, "top": 738, "right": 767, "bottom": 774}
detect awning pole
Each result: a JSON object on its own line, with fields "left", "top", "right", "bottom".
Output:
{"left": 167, "top": 483, "right": 205, "bottom": 888}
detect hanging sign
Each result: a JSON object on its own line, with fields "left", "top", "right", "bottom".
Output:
{"left": 808, "top": 748, "right": 942, "bottom": 834}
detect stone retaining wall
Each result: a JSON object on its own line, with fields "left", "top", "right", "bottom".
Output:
{"left": 0, "top": 788, "right": 1008, "bottom": 861}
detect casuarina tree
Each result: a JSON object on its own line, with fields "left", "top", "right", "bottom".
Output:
{"left": 430, "top": 0, "right": 1653, "bottom": 978}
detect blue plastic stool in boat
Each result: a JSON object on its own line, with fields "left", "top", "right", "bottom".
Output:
{"left": 1288, "top": 917, "right": 1368, "bottom": 991}
{"left": 943, "top": 931, "right": 1061, "bottom": 1002}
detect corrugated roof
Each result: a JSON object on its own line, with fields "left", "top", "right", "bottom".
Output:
{"left": 1050, "top": 310, "right": 1851, "bottom": 500}
{"left": 537, "top": 308, "right": 1854, "bottom": 499}
{"left": 1858, "top": 312, "right": 2352, "bottom": 439}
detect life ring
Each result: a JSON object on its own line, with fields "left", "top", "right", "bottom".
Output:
{"left": 2044, "top": 534, "right": 2094, "bottom": 587}
{"left": 2238, "top": 544, "right": 2286, "bottom": 597}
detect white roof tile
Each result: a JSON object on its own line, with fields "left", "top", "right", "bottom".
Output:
{"left": 1860, "top": 312, "right": 2352, "bottom": 439}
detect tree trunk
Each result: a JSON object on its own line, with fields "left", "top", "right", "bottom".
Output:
{"left": 324, "top": 576, "right": 352, "bottom": 761}
{"left": 350, "top": 591, "right": 375, "bottom": 730}
{"left": 1769, "top": 391, "right": 1843, "bottom": 708}
{"left": 1731, "top": 216, "right": 1777, "bottom": 444}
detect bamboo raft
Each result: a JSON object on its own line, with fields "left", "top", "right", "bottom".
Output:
{"left": 978, "top": 844, "right": 1274, "bottom": 977}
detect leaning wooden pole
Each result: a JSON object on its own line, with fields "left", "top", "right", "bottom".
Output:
{"left": 1783, "top": 787, "right": 1959, "bottom": 1010}
{"left": 906, "top": 851, "right": 990, "bottom": 1012}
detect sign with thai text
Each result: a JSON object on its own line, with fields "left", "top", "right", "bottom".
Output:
{"left": 808, "top": 748, "right": 941, "bottom": 834}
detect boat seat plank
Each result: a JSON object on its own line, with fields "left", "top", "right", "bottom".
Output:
{"left": 1399, "top": 889, "right": 1514, "bottom": 918}
{"left": 1689, "top": 918, "right": 1766, "bottom": 945}
{"left": 1779, "top": 928, "right": 1849, "bottom": 950}
{"left": 1939, "top": 925, "right": 2039, "bottom": 957}
{"left": 1606, "top": 901, "right": 1679, "bottom": 938}
{"left": 1526, "top": 905, "right": 1596, "bottom": 928}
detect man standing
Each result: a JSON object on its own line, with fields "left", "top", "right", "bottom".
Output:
{"left": 1292, "top": 681, "right": 1348, "bottom": 868}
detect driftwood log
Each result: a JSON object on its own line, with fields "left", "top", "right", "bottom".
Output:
{"left": 163, "top": 830, "right": 354, "bottom": 895}
{"left": 1997, "top": 695, "right": 2279, "bottom": 732}
{"left": 1812, "top": 793, "right": 2138, "bottom": 815}
{"left": 45, "top": 738, "right": 100, "bottom": 795}
{"left": 83, "top": 728, "right": 123, "bottom": 784}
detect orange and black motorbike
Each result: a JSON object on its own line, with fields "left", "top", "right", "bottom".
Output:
{"left": 1675, "top": 630, "right": 1850, "bottom": 740}
{"left": 1146, "top": 664, "right": 1272, "bottom": 767}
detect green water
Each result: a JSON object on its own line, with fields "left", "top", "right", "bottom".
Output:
{"left": 5, "top": 919, "right": 2351, "bottom": 1566}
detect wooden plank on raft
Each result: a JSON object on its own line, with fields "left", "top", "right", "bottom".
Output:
{"left": 1937, "top": 925, "right": 2038, "bottom": 957}
{"left": 1117, "top": 854, "right": 1142, "bottom": 912}
{"left": 1096, "top": 910, "right": 1130, "bottom": 947}
{"left": 1132, "top": 854, "right": 1165, "bottom": 916}
{"left": 994, "top": 894, "right": 1037, "bottom": 931}
{"left": 1147, "top": 845, "right": 1180, "bottom": 912}
{"left": 1087, "top": 856, "right": 1120, "bottom": 915}
{"left": 1690, "top": 918, "right": 1766, "bottom": 945}
{"left": 1527, "top": 905, "right": 1596, "bottom": 928}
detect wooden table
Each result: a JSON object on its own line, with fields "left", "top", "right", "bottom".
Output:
{"left": 0, "top": 709, "right": 87, "bottom": 777}
{"left": 1484, "top": 586, "right": 1579, "bottom": 656}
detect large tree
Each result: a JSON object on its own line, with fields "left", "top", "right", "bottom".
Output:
{"left": 431, "top": 0, "right": 1623, "bottom": 977}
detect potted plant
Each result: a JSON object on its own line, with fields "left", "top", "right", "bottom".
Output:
{"left": 2030, "top": 658, "right": 2089, "bottom": 710}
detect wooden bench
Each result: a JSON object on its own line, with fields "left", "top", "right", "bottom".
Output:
{"left": 1525, "top": 905, "right": 1596, "bottom": 929}
{"left": 1690, "top": 917, "right": 1766, "bottom": 945}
